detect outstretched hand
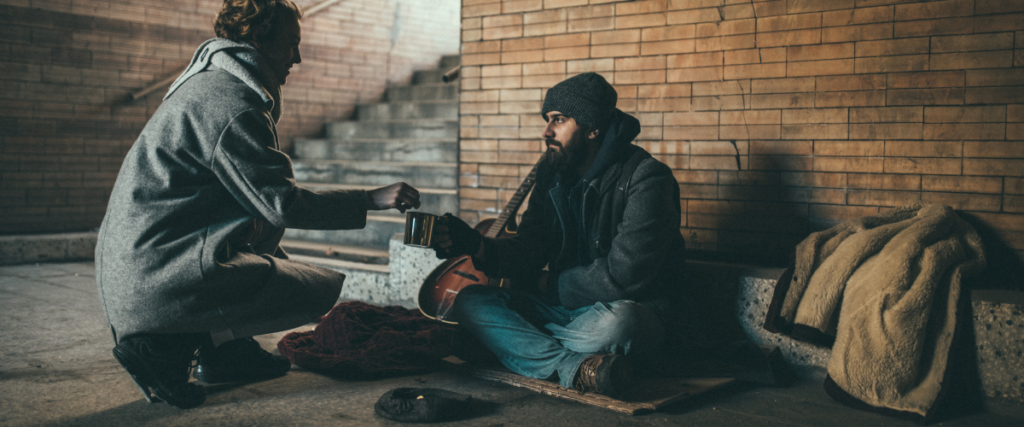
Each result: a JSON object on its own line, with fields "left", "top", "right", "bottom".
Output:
{"left": 367, "top": 182, "right": 421, "bottom": 213}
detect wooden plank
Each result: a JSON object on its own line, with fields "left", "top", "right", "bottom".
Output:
{"left": 443, "top": 356, "right": 737, "bottom": 415}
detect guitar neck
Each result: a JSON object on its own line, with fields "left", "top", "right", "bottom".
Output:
{"left": 483, "top": 159, "right": 542, "bottom": 239}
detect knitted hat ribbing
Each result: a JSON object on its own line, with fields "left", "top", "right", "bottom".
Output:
{"left": 541, "top": 72, "right": 617, "bottom": 129}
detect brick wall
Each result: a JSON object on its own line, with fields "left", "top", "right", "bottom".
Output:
{"left": 457, "top": 0, "right": 1024, "bottom": 264}
{"left": 0, "top": 0, "right": 459, "bottom": 234}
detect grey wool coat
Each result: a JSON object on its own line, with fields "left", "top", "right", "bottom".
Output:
{"left": 96, "top": 39, "right": 367, "bottom": 343}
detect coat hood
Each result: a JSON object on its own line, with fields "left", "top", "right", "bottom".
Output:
{"left": 165, "top": 38, "right": 283, "bottom": 122}
{"left": 581, "top": 109, "right": 641, "bottom": 182}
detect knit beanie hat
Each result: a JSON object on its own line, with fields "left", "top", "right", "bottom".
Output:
{"left": 541, "top": 72, "right": 617, "bottom": 129}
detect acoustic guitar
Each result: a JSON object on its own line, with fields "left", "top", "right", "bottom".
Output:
{"left": 416, "top": 158, "right": 541, "bottom": 324}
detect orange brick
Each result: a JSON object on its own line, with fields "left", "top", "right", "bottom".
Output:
{"left": 462, "top": 90, "right": 501, "bottom": 102}
{"left": 756, "top": 29, "right": 821, "bottom": 47}
{"left": 592, "top": 29, "right": 640, "bottom": 45}
{"left": 1009, "top": 124, "right": 1024, "bottom": 140}
{"left": 782, "top": 108, "right": 848, "bottom": 124}
{"left": 758, "top": 13, "right": 822, "bottom": 33}
{"left": 923, "top": 176, "right": 1003, "bottom": 194}
{"left": 977, "top": 0, "right": 1024, "bottom": 14}
{"left": 640, "top": 39, "right": 697, "bottom": 55}
{"left": 816, "top": 74, "right": 886, "bottom": 91}
{"left": 822, "top": 5, "right": 893, "bottom": 27}
{"left": 464, "top": 3, "right": 502, "bottom": 18}
{"left": 924, "top": 106, "right": 1006, "bottom": 123}
{"left": 850, "top": 106, "right": 922, "bottom": 123}
{"left": 848, "top": 190, "right": 922, "bottom": 207}
{"left": 814, "top": 140, "right": 884, "bottom": 156}
{"left": 932, "top": 33, "right": 1015, "bottom": 54}
{"left": 720, "top": 125, "right": 781, "bottom": 139}
{"left": 568, "top": 17, "right": 615, "bottom": 32}
{"left": 664, "top": 111, "right": 718, "bottom": 126}
{"left": 522, "top": 62, "right": 564, "bottom": 75}
{"left": 815, "top": 90, "right": 886, "bottom": 108}
{"left": 885, "top": 140, "right": 962, "bottom": 157}
{"left": 855, "top": 38, "right": 928, "bottom": 57}
{"left": 1008, "top": 177, "right": 1024, "bottom": 194}
{"left": 664, "top": 125, "right": 719, "bottom": 139}
{"left": 503, "top": 0, "right": 543, "bottom": 13}
{"left": 931, "top": 51, "right": 1013, "bottom": 70}
{"left": 502, "top": 50, "right": 545, "bottom": 63}
{"left": 848, "top": 173, "right": 922, "bottom": 191}
{"left": 502, "top": 37, "right": 544, "bottom": 52}
{"left": 964, "top": 159, "right": 1024, "bottom": 177}
{"left": 721, "top": 110, "right": 781, "bottom": 125}
{"left": 464, "top": 40, "right": 502, "bottom": 54}
{"left": 616, "top": 56, "right": 666, "bottom": 71}
{"left": 667, "top": 66, "right": 723, "bottom": 82}
{"left": 965, "top": 140, "right": 1024, "bottom": 158}
{"left": 524, "top": 21, "right": 567, "bottom": 37}
{"left": 463, "top": 17, "right": 483, "bottom": 30}
{"left": 567, "top": 58, "right": 615, "bottom": 73}
{"left": 788, "top": 59, "right": 855, "bottom": 77}
{"left": 849, "top": 123, "right": 923, "bottom": 139}
{"left": 721, "top": 18, "right": 757, "bottom": 36}
{"left": 615, "top": 70, "right": 666, "bottom": 85}
{"left": 482, "top": 64, "right": 522, "bottom": 77}
{"left": 925, "top": 123, "right": 1005, "bottom": 140}
{"left": 466, "top": 30, "right": 484, "bottom": 45}
{"left": 886, "top": 88, "right": 964, "bottom": 106}
{"left": 815, "top": 157, "right": 883, "bottom": 173}
{"left": 483, "top": 14, "right": 523, "bottom": 28}
{"left": 895, "top": 0, "right": 973, "bottom": 21}
{"left": 788, "top": 43, "right": 855, "bottom": 62}
{"left": 699, "top": 34, "right": 757, "bottom": 51}
{"left": 500, "top": 88, "right": 542, "bottom": 101}
{"left": 545, "top": 46, "right": 589, "bottom": 61}
{"left": 1010, "top": 105, "right": 1024, "bottom": 122}
{"left": 481, "top": 76, "right": 522, "bottom": 89}
{"left": 894, "top": 17, "right": 973, "bottom": 38}
{"left": 616, "top": 0, "right": 666, "bottom": 15}
{"left": 616, "top": 12, "right": 668, "bottom": 29}
{"left": 885, "top": 158, "right": 962, "bottom": 175}
{"left": 693, "top": 80, "right": 751, "bottom": 96}
{"left": 723, "top": 63, "right": 786, "bottom": 80}
{"left": 752, "top": 0, "right": 787, "bottom": 17}
{"left": 638, "top": 83, "right": 692, "bottom": 98}
{"left": 966, "top": 69, "right": 1024, "bottom": 87}
{"left": 721, "top": 3, "right": 755, "bottom": 20}
{"left": 479, "top": 114, "right": 519, "bottom": 126}
{"left": 751, "top": 93, "right": 815, "bottom": 109}
{"left": 751, "top": 77, "right": 814, "bottom": 94}
{"left": 972, "top": 12, "right": 1024, "bottom": 33}
{"left": 781, "top": 124, "right": 848, "bottom": 140}
{"left": 822, "top": 23, "right": 893, "bottom": 43}
{"left": 542, "top": 0, "right": 587, "bottom": 10}
{"left": 888, "top": 71, "right": 964, "bottom": 88}
{"left": 723, "top": 48, "right": 762, "bottom": 65}
{"left": 667, "top": 51, "right": 723, "bottom": 69}
{"left": 666, "top": 8, "right": 722, "bottom": 25}
{"left": 966, "top": 87, "right": 1024, "bottom": 104}
{"left": 568, "top": 4, "right": 614, "bottom": 19}
{"left": 641, "top": 24, "right": 696, "bottom": 42}
{"left": 522, "top": 74, "right": 566, "bottom": 88}
{"left": 591, "top": 43, "right": 640, "bottom": 58}
{"left": 855, "top": 55, "right": 927, "bottom": 73}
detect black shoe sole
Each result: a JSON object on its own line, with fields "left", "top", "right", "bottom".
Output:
{"left": 112, "top": 343, "right": 206, "bottom": 409}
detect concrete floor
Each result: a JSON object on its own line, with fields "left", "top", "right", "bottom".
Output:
{"left": 2, "top": 262, "right": 1022, "bottom": 427}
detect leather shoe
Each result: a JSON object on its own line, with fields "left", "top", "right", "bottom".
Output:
{"left": 112, "top": 336, "right": 205, "bottom": 409}
{"left": 193, "top": 338, "right": 291, "bottom": 384}
{"left": 573, "top": 354, "right": 633, "bottom": 399}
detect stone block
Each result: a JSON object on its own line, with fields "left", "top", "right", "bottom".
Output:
{"left": 973, "top": 290, "right": 1024, "bottom": 402}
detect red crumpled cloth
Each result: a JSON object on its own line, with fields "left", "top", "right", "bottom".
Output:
{"left": 277, "top": 301, "right": 456, "bottom": 379}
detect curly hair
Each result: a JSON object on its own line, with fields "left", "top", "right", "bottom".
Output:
{"left": 214, "top": 0, "right": 303, "bottom": 45}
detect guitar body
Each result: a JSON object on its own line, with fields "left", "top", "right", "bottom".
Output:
{"left": 416, "top": 218, "right": 517, "bottom": 324}
{"left": 416, "top": 165, "right": 537, "bottom": 324}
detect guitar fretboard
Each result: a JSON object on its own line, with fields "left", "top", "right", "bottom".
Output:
{"left": 483, "top": 160, "right": 541, "bottom": 239}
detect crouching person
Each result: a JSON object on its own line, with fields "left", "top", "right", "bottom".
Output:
{"left": 95, "top": 0, "right": 420, "bottom": 408}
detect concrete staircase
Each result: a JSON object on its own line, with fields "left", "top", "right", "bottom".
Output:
{"left": 282, "top": 55, "right": 460, "bottom": 266}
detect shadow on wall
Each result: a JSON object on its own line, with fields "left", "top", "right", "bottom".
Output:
{"left": 960, "top": 213, "right": 1024, "bottom": 293}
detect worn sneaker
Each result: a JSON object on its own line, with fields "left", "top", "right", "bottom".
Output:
{"left": 193, "top": 338, "right": 291, "bottom": 384}
{"left": 573, "top": 354, "right": 633, "bottom": 399}
{"left": 112, "top": 336, "right": 205, "bottom": 409}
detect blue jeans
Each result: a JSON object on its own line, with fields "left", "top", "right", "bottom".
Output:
{"left": 453, "top": 285, "right": 665, "bottom": 388}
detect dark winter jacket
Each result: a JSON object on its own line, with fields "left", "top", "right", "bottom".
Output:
{"left": 474, "top": 110, "right": 687, "bottom": 320}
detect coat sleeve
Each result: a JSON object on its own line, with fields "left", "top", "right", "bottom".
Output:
{"left": 210, "top": 108, "right": 369, "bottom": 230}
{"left": 557, "top": 160, "right": 681, "bottom": 309}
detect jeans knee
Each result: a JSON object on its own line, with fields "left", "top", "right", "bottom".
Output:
{"left": 585, "top": 302, "right": 650, "bottom": 349}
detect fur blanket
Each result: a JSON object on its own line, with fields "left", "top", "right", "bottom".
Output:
{"left": 765, "top": 204, "right": 985, "bottom": 420}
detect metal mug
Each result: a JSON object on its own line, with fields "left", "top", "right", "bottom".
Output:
{"left": 403, "top": 211, "right": 438, "bottom": 248}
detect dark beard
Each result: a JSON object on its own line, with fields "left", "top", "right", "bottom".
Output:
{"left": 546, "top": 127, "right": 590, "bottom": 174}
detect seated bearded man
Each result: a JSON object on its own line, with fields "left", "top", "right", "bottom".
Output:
{"left": 431, "top": 72, "right": 688, "bottom": 398}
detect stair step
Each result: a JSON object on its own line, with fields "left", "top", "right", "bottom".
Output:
{"left": 293, "top": 160, "right": 457, "bottom": 188}
{"left": 412, "top": 68, "right": 447, "bottom": 85}
{"left": 293, "top": 138, "right": 457, "bottom": 162}
{"left": 439, "top": 54, "right": 460, "bottom": 70}
{"left": 386, "top": 83, "right": 458, "bottom": 102}
{"left": 280, "top": 239, "right": 389, "bottom": 265}
{"left": 284, "top": 214, "right": 404, "bottom": 250}
{"left": 326, "top": 120, "right": 458, "bottom": 140}
{"left": 357, "top": 100, "right": 458, "bottom": 122}
{"left": 298, "top": 182, "right": 459, "bottom": 215}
